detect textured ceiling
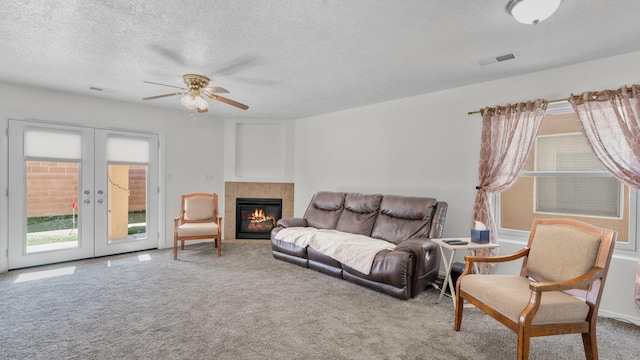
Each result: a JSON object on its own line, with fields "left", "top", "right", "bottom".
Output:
{"left": 1, "top": 1, "right": 640, "bottom": 119}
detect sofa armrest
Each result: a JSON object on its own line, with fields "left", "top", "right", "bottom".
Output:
{"left": 276, "top": 217, "right": 308, "bottom": 228}
{"left": 396, "top": 237, "right": 441, "bottom": 297}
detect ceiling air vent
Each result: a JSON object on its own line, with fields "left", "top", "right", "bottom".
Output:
{"left": 495, "top": 53, "right": 515, "bottom": 62}
{"left": 478, "top": 53, "right": 516, "bottom": 66}
{"left": 88, "top": 86, "right": 117, "bottom": 94}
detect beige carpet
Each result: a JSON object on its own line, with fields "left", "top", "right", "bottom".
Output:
{"left": 1, "top": 242, "right": 639, "bottom": 360}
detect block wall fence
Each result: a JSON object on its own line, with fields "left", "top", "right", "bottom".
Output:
{"left": 26, "top": 162, "right": 146, "bottom": 218}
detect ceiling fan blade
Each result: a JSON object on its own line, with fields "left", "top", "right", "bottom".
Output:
{"left": 143, "top": 80, "right": 186, "bottom": 90}
{"left": 208, "top": 94, "right": 249, "bottom": 110}
{"left": 202, "top": 87, "right": 230, "bottom": 94}
{"left": 142, "top": 92, "right": 184, "bottom": 100}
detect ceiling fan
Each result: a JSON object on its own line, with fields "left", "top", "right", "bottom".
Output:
{"left": 143, "top": 74, "right": 249, "bottom": 113}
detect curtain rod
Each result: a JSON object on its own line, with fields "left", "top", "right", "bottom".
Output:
{"left": 467, "top": 86, "right": 637, "bottom": 115}
{"left": 466, "top": 97, "right": 569, "bottom": 115}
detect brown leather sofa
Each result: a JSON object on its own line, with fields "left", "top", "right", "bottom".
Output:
{"left": 271, "top": 191, "right": 447, "bottom": 300}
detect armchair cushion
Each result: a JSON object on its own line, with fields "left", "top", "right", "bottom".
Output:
{"left": 184, "top": 196, "right": 216, "bottom": 221}
{"left": 460, "top": 275, "right": 590, "bottom": 325}
{"left": 527, "top": 224, "right": 602, "bottom": 282}
{"left": 177, "top": 222, "right": 220, "bottom": 237}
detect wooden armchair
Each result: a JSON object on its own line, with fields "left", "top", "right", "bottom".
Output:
{"left": 454, "top": 218, "right": 617, "bottom": 360}
{"left": 174, "top": 193, "right": 222, "bottom": 260}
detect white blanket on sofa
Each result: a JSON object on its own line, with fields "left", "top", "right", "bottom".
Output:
{"left": 275, "top": 227, "right": 396, "bottom": 275}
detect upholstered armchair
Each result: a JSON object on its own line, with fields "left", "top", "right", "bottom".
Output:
{"left": 174, "top": 193, "right": 222, "bottom": 260}
{"left": 454, "top": 218, "right": 617, "bottom": 360}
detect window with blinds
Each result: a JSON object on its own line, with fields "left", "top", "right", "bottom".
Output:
{"left": 499, "top": 111, "right": 630, "bottom": 243}
{"left": 532, "top": 133, "right": 622, "bottom": 218}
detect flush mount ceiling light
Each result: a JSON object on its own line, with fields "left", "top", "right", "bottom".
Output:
{"left": 507, "top": 0, "right": 561, "bottom": 25}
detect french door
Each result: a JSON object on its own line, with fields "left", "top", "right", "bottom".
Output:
{"left": 8, "top": 120, "right": 159, "bottom": 269}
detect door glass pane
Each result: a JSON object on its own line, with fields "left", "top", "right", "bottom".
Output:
{"left": 107, "top": 165, "right": 147, "bottom": 241}
{"left": 26, "top": 161, "right": 79, "bottom": 253}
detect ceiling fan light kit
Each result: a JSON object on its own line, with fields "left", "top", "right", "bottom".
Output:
{"left": 143, "top": 73, "right": 249, "bottom": 113}
{"left": 181, "top": 94, "right": 208, "bottom": 112}
{"left": 507, "top": 0, "right": 561, "bottom": 25}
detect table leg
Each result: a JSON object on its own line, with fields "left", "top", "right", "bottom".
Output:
{"left": 437, "top": 247, "right": 457, "bottom": 305}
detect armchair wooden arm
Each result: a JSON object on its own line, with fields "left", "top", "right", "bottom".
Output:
{"left": 464, "top": 247, "right": 529, "bottom": 264}
{"left": 174, "top": 210, "right": 185, "bottom": 223}
{"left": 461, "top": 248, "right": 530, "bottom": 275}
{"left": 530, "top": 267, "right": 605, "bottom": 293}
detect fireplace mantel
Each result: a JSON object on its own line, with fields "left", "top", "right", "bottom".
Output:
{"left": 224, "top": 182, "right": 294, "bottom": 241}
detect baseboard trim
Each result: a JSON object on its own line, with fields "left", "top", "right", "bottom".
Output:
{"left": 598, "top": 309, "right": 640, "bottom": 326}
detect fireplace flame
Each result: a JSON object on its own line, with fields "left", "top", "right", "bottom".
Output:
{"left": 253, "top": 209, "right": 265, "bottom": 219}
{"left": 248, "top": 208, "right": 274, "bottom": 224}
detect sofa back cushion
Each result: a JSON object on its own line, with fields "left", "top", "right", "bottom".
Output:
{"left": 336, "top": 193, "right": 383, "bottom": 236}
{"left": 371, "top": 195, "right": 437, "bottom": 244}
{"left": 304, "top": 191, "right": 346, "bottom": 229}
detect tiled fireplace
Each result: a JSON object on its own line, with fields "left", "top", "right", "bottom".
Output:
{"left": 224, "top": 182, "right": 294, "bottom": 240}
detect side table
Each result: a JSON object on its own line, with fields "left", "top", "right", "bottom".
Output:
{"left": 431, "top": 237, "right": 499, "bottom": 308}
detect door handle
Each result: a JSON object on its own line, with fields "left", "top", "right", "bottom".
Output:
{"left": 97, "top": 199, "right": 104, "bottom": 204}
{"left": 84, "top": 199, "right": 91, "bottom": 205}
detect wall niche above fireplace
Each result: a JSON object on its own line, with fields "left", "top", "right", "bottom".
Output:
{"left": 235, "top": 198, "right": 282, "bottom": 239}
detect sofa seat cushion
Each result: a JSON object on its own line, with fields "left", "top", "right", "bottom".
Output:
{"left": 308, "top": 246, "right": 342, "bottom": 268}
{"left": 460, "top": 275, "right": 590, "bottom": 325}
{"left": 271, "top": 229, "right": 308, "bottom": 258}
{"left": 275, "top": 227, "right": 395, "bottom": 275}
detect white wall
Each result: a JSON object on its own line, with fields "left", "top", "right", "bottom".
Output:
{"left": 294, "top": 51, "right": 640, "bottom": 325}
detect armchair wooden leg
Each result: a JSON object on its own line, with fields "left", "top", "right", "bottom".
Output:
{"left": 174, "top": 236, "right": 178, "bottom": 260}
{"left": 582, "top": 331, "right": 598, "bottom": 360}
{"left": 217, "top": 238, "right": 222, "bottom": 257}
{"left": 454, "top": 294, "right": 464, "bottom": 331}
{"left": 517, "top": 330, "right": 531, "bottom": 360}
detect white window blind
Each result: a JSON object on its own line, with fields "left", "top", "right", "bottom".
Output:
{"left": 106, "top": 135, "right": 149, "bottom": 164}
{"left": 533, "top": 133, "right": 621, "bottom": 218}
{"left": 24, "top": 128, "right": 81, "bottom": 160}
{"left": 536, "top": 134, "right": 605, "bottom": 171}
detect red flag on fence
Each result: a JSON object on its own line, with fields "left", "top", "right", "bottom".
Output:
{"left": 72, "top": 201, "right": 78, "bottom": 209}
